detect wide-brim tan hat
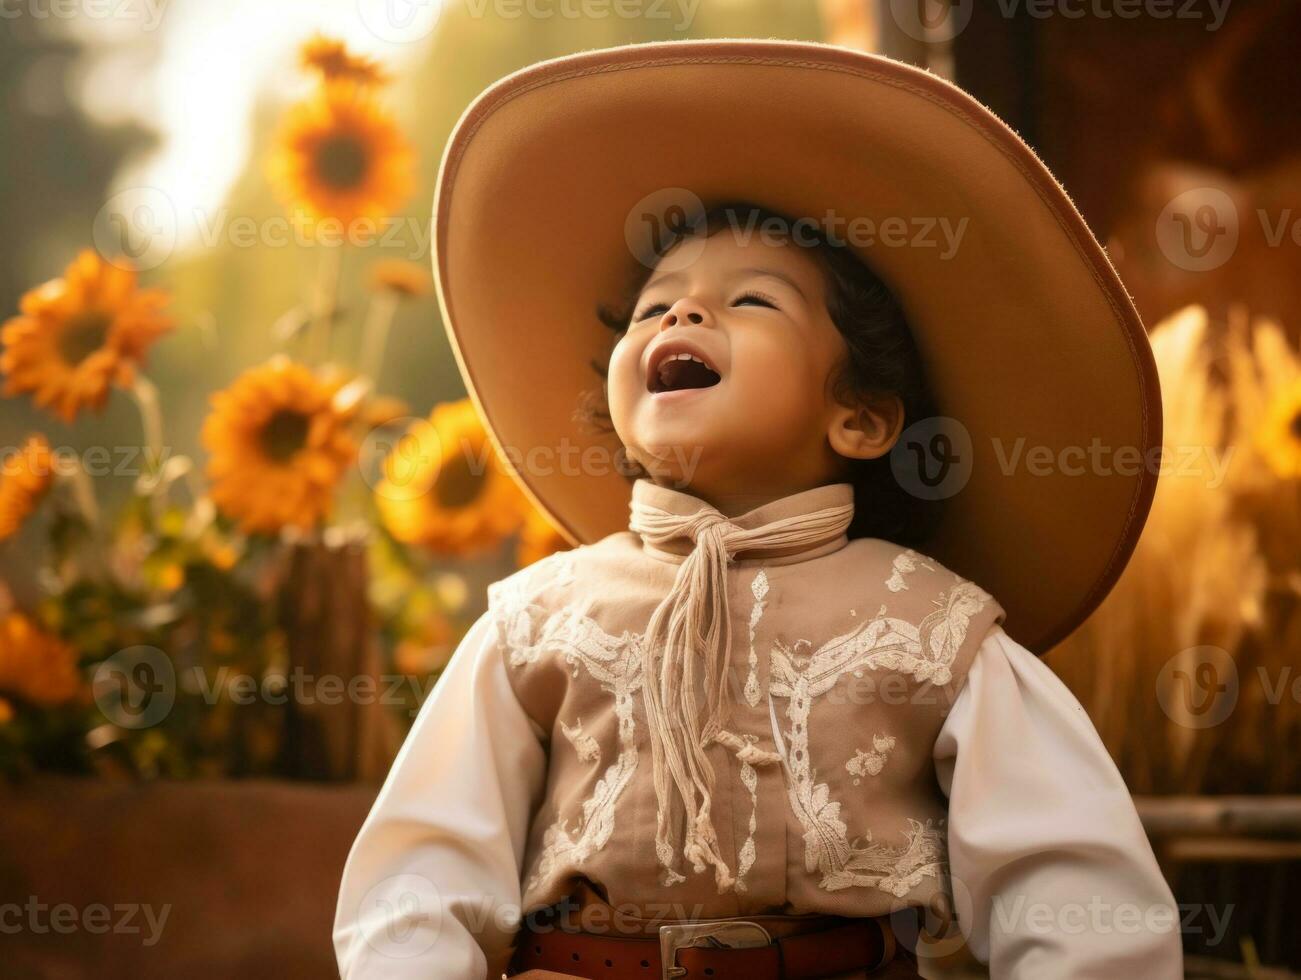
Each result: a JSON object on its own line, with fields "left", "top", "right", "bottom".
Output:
{"left": 432, "top": 39, "right": 1160, "bottom": 655}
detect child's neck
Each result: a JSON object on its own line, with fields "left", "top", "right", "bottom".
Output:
{"left": 655, "top": 477, "right": 839, "bottom": 518}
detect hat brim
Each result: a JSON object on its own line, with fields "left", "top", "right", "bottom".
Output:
{"left": 433, "top": 39, "right": 1160, "bottom": 655}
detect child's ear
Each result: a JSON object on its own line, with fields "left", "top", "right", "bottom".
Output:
{"left": 827, "top": 394, "right": 905, "bottom": 461}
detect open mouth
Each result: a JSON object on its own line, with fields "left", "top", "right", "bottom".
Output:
{"left": 648, "top": 350, "right": 722, "bottom": 394}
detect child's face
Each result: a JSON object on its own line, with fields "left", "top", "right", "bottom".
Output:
{"left": 607, "top": 230, "right": 899, "bottom": 505}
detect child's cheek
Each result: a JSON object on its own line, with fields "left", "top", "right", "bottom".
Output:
{"left": 734, "top": 330, "right": 800, "bottom": 395}
{"left": 605, "top": 338, "right": 642, "bottom": 426}
{"left": 730, "top": 333, "right": 822, "bottom": 434}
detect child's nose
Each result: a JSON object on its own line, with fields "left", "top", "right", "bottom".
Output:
{"left": 659, "top": 297, "right": 710, "bottom": 329}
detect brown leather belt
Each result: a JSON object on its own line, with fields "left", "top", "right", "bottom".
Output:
{"left": 508, "top": 910, "right": 897, "bottom": 979}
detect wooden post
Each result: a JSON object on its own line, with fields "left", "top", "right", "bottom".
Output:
{"left": 277, "top": 530, "right": 400, "bottom": 781}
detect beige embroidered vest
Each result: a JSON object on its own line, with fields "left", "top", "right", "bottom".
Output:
{"left": 488, "top": 480, "right": 1005, "bottom": 931}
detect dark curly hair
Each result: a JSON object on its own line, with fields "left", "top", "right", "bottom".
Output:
{"left": 580, "top": 201, "right": 938, "bottom": 546}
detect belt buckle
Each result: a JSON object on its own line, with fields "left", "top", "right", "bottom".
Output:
{"left": 658, "top": 920, "right": 774, "bottom": 980}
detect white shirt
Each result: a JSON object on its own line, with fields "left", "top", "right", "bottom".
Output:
{"left": 333, "top": 616, "right": 1183, "bottom": 979}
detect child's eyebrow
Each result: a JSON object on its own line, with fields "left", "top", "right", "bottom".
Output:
{"left": 732, "top": 266, "right": 807, "bottom": 299}
{"left": 640, "top": 266, "right": 808, "bottom": 299}
{"left": 641, "top": 269, "right": 687, "bottom": 294}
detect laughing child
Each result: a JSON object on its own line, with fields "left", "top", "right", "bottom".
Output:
{"left": 335, "top": 40, "right": 1184, "bottom": 980}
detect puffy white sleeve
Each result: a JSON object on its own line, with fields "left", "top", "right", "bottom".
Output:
{"left": 333, "top": 610, "right": 548, "bottom": 980}
{"left": 931, "top": 624, "right": 1183, "bottom": 979}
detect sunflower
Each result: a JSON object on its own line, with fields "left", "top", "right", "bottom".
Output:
{"left": 202, "top": 358, "right": 358, "bottom": 534}
{"left": 1, "top": 250, "right": 173, "bottom": 422}
{"left": 268, "top": 82, "right": 414, "bottom": 231}
{"left": 376, "top": 399, "right": 527, "bottom": 556}
{"left": 0, "top": 613, "right": 82, "bottom": 707}
{"left": 300, "top": 35, "right": 390, "bottom": 87}
{"left": 517, "top": 505, "right": 572, "bottom": 567}
{"left": 1256, "top": 377, "right": 1301, "bottom": 479}
{"left": 369, "top": 258, "right": 431, "bottom": 297}
{"left": 0, "top": 436, "right": 55, "bottom": 542}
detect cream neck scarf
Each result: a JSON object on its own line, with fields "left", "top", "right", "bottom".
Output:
{"left": 627, "top": 479, "right": 856, "bottom": 891}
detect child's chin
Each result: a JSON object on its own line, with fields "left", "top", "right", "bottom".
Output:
{"left": 631, "top": 438, "right": 715, "bottom": 484}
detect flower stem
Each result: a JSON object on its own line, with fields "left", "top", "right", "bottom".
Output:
{"left": 63, "top": 457, "right": 101, "bottom": 531}
{"left": 358, "top": 291, "right": 399, "bottom": 384}
{"left": 58, "top": 455, "right": 110, "bottom": 580}
{"left": 311, "top": 243, "right": 344, "bottom": 365}
{"left": 129, "top": 373, "right": 171, "bottom": 524}
{"left": 130, "top": 374, "right": 164, "bottom": 476}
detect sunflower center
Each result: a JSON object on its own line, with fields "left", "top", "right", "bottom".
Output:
{"left": 435, "top": 449, "right": 485, "bottom": 509}
{"left": 314, "top": 135, "right": 369, "bottom": 190}
{"left": 1291, "top": 410, "right": 1301, "bottom": 440}
{"left": 57, "top": 311, "right": 111, "bottom": 366}
{"left": 259, "top": 410, "right": 311, "bottom": 462}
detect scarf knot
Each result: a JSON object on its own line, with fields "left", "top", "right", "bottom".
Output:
{"left": 628, "top": 487, "right": 854, "bottom": 892}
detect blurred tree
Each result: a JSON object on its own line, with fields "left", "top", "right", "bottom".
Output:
{"left": 0, "top": 17, "right": 154, "bottom": 314}
{"left": 0, "top": 14, "right": 155, "bottom": 598}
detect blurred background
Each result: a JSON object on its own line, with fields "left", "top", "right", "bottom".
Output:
{"left": 0, "top": 1, "right": 1298, "bottom": 977}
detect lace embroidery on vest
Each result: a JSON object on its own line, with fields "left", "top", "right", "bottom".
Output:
{"left": 824, "top": 818, "right": 947, "bottom": 897}
{"left": 885, "top": 549, "right": 936, "bottom": 593}
{"left": 846, "top": 734, "right": 896, "bottom": 783}
{"left": 560, "top": 717, "right": 600, "bottom": 763}
{"left": 744, "top": 571, "right": 768, "bottom": 708}
{"left": 493, "top": 553, "right": 992, "bottom": 901}
{"left": 767, "top": 579, "right": 991, "bottom": 897}
{"left": 729, "top": 570, "right": 776, "bottom": 893}
{"left": 491, "top": 555, "right": 645, "bottom": 895}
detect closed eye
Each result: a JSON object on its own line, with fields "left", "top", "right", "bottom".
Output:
{"left": 633, "top": 302, "right": 670, "bottom": 322}
{"left": 633, "top": 290, "right": 777, "bottom": 322}
{"left": 732, "top": 290, "right": 778, "bottom": 310}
